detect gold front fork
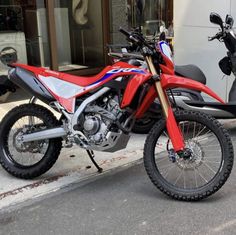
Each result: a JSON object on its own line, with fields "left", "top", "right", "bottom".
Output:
{"left": 145, "top": 56, "right": 170, "bottom": 118}
{"left": 145, "top": 55, "right": 185, "bottom": 152}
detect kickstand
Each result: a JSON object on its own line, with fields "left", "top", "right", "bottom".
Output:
{"left": 86, "top": 150, "right": 103, "bottom": 173}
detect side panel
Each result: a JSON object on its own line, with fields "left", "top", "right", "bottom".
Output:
{"left": 12, "top": 62, "right": 151, "bottom": 113}
{"left": 121, "top": 73, "right": 151, "bottom": 108}
{"left": 135, "top": 85, "right": 157, "bottom": 118}
{"left": 9, "top": 67, "right": 55, "bottom": 104}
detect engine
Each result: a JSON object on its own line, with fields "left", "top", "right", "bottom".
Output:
{"left": 83, "top": 114, "right": 108, "bottom": 144}
{"left": 82, "top": 95, "right": 122, "bottom": 145}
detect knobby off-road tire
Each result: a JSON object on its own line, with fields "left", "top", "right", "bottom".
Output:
{"left": 0, "top": 104, "right": 62, "bottom": 179}
{"left": 144, "top": 111, "right": 234, "bottom": 201}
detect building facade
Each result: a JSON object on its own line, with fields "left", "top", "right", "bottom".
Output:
{"left": 174, "top": 0, "right": 236, "bottom": 100}
{"left": 0, "top": 0, "right": 110, "bottom": 77}
{"left": 0, "top": 0, "right": 173, "bottom": 76}
{"left": 0, "top": 0, "right": 173, "bottom": 102}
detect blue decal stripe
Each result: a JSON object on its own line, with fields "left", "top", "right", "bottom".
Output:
{"left": 91, "top": 69, "right": 147, "bottom": 86}
{"left": 91, "top": 74, "right": 113, "bottom": 85}
{"left": 159, "top": 41, "right": 166, "bottom": 54}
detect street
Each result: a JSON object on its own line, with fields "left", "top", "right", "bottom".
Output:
{"left": 1, "top": 156, "right": 236, "bottom": 235}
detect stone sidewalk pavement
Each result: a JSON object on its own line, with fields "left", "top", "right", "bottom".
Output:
{"left": 0, "top": 92, "right": 146, "bottom": 210}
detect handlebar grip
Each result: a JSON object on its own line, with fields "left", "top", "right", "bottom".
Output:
{"left": 119, "top": 27, "right": 131, "bottom": 37}
{"left": 208, "top": 36, "right": 215, "bottom": 41}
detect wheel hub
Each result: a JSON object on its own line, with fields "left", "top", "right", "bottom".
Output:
{"left": 176, "top": 140, "right": 204, "bottom": 170}
{"left": 13, "top": 127, "right": 47, "bottom": 153}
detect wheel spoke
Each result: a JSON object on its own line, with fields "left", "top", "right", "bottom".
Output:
{"left": 162, "top": 164, "right": 176, "bottom": 179}
{"left": 155, "top": 156, "right": 168, "bottom": 163}
{"left": 195, "top": 126, "right": 207, "bottom": 138}
{"left": 163, "top": 131, "right": 169, "bottom": 138}
{"left": 194, "top": 168, "right": 198, "bottom": 187}
{"left": 202, "top": 162, "right": 217, "bottom": 174}
{"left": 183, "top": 170, "right": 186, "bottom": 189}
{"left": 174, "top": 170, "right": 183, "bottom": 186}
{"left": 195, "top": 168, "right": 208, "bottom": 183}
{"left": 203, "top": 160, "right": 221, "bottom": 164}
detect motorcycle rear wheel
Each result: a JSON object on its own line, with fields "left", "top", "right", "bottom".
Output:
{"left": 144, "top": 111, "right": 233, "bottom": 201}
{"left": 0, "top": 104, "right": 62, "bottom": 179}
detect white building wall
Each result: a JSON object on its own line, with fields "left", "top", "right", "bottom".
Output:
{"left": 174, "top": 0, "right": 235, "bottom": 100}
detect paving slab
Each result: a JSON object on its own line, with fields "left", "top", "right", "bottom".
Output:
{"left": 0, "top": 92, "right": 146, "bottom": 210}
{"left": 0, "top": 134, "right": 146, "bottom": 210}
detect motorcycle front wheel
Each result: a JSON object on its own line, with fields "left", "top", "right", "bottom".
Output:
{"left": 144, "top": 111, "right": 234, "bottom": 201}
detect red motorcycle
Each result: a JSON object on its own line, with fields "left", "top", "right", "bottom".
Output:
{"left": 0, "top": 28, "right": 233, "bottom": 201}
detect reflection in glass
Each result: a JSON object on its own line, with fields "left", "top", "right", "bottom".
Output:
{"left": 54, "top": 0, "right": 105, "bottom": 71}
{"left": 0, "top": 1, "right": 51, "bottom": 75}
{"left": 127, "top": 0, "right": 173, "bottom": 36}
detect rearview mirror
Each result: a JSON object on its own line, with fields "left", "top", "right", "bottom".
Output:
{"left": 226, "top": 14, "right": 234, "bottom": 27}
{"left": 210, "top": 13, "right": 223, "bottom": 29}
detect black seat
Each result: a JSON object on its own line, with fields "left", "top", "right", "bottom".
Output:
{"left": 175, "top": 64, "right": 207, "bottom": 85}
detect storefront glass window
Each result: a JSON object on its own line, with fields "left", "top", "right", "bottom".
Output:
{"left": 127, "top": 0, "right": 173, "bottom": 37}
{"left": 0, "top": 0, "right": 51, "bottom": 76}
{"left": 54, "top": 0, "right": 105, "bottom": 72}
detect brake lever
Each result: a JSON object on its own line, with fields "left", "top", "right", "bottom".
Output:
{"left": 208, "top": 31, "right": 224, "bottom": 41}
{"left": 208, "top": 36, "right": 214, "bottom": 41}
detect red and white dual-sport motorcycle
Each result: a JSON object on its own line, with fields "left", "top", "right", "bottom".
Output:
{"left": 0, "top": 28, "right": 233, "bottom": 201}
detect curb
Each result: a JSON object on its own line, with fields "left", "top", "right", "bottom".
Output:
{"left": 0, "top": 151, "right": 144, "bottom": 212}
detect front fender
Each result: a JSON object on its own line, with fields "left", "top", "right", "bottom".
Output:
{"left": 161, "top": 74, "right": 225, "bottom": 104}
{"left": 135, "top": 74, "right": 225, "bottom": 119}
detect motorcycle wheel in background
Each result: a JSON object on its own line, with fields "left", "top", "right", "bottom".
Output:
{"left": 132, "top": 117, "right": 157, "bottom": 134}
{"left": 144, "top": 110, "right": 233, "bottom": 201}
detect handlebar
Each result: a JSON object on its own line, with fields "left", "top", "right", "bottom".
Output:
{"left": 119, "top": 27, "right": 139, "bottom": 44}
{"left": 119, "top": 27, "right": 131, "bottom": 38}
{"left": 208, "top": 31, "right": 224, "bottom": 41}
{"left": 119, "top": 27, "right": 154, "bottom": 54}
